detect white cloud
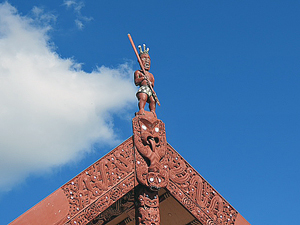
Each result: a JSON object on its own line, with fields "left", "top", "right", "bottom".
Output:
{"left": 63, "top": 0, "right": 77, "bottom": 8}
{"left": 30, "top": 6, "right": 57, "bottom": 27}
{"left": 75, "top": 19, "right": 84, "bottom": 30}
{"left": 0, "top": 2, "right": 136, "bottom": 192}
{"left": 63, "top": 0, "right": 92, "bottom": 30}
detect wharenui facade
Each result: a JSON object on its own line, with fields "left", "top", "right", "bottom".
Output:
{"left": 11, "top": 37, "right": 250, "bottom": 225}
{"left": 10, "top": 113, "right": 250, "bottom": 225}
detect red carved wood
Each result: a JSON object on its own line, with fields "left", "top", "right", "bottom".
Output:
{"left": 11, "top": 128, "right": 249, "bottom": 225}
{"left": 132, "top": 114, "right": 169, "bottom": 190}
{"left": 87, "top": 190, "right": 135, "bottom": 225}
{"left": 165, "top": 144, "right": 238, "bottom": 225}
{"left": 66, "top": 174, "right": 135, "bottom": 224}
{"left": 135, "top": 186, "right": 160, "bottom": 225}
{"left": 61, "top": 137, "right": 136, "bottom": 224}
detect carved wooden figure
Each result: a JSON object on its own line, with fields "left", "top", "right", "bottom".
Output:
{"left": 135, "top": 186, "right": 160, "bottom": 225}
{"left": 134, "top": 50, "right": 157, "bottom": 117}
{"left": 128, "top": 34, "right": 160, "bottom": 117}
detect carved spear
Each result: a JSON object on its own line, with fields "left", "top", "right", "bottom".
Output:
{"left": 128, "top": 34, "right": 161, "bottom": 106}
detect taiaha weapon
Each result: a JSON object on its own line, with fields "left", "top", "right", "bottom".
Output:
{"left": 128, "top": 34, "right": 161, "bottom": 106}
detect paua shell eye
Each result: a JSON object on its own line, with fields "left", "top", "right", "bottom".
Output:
{"left": 155, "top": 127, "right": 159, "bottom": 132}
{"left": 142, "top": 125, "right": 147, "bottom": 130}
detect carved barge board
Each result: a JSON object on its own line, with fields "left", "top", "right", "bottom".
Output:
{"left": 165, "top": 143, "right": 249, "bottom": 225}
{"left": 10, "top": 137, "right": 136, "bottom": 225}
{"left": 10, "top": 137, "right": 249, "bottom": 225}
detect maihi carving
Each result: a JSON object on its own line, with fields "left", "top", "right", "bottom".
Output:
{"left": 62, "top": 138, "right": 135, "bottom": 224}
{"left": 166, "top": 145, "right": 238, "bottom": 225}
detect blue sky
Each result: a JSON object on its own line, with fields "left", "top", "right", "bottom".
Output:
{"left": 0, "top": 1, "right": 299, "bottom": 224}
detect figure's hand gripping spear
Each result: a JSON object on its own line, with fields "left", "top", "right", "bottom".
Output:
{"left": 128, "top": 34, "right": 161, "bottom": 106}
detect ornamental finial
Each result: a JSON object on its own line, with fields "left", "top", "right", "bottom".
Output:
{"left": 138, "top": 44, "right": 149, "bottom": 55}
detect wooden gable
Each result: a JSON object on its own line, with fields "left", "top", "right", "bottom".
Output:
{"left": 11, "top": 115, "right": 250, "bottom": 225}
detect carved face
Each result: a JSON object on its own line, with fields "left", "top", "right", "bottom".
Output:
{"left": 133, "top": 116, "right": 169, "bottom": 189}
{"left": 140, "top": 53, "right": 151, "bottom": 71}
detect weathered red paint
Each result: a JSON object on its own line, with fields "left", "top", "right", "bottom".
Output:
{"left": 10, "top": 188, "right": 69, "bottom": 225}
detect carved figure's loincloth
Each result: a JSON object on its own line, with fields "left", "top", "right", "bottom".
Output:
{"left": 137, "top": 85, "right": 153, "bottom": 98}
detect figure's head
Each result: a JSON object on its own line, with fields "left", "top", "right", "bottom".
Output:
{"left": 140, "top": 53, "right": 151, "bottom": 71}
{"left": 138, "top": 44, "right": 151, "bottom": 71}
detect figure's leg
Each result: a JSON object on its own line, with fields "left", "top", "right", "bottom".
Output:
{"left": 149, "top": 96, "right": 156, "bottom": 117}
{"left": 137, "top": 93, "right": 147, "bottom": 115}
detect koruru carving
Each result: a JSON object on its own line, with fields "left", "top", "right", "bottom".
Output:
{"left": 133, "top": 115, "right": 169, "bottom": 190}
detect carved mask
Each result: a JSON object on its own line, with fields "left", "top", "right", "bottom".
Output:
{"left": 133, "top": 116, "right": 169, "bottom": 190}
